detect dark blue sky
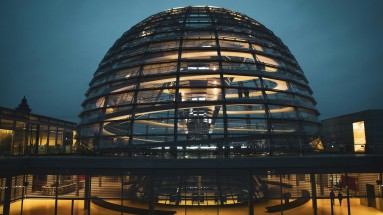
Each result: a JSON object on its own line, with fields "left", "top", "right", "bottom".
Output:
{"left": 1, "top": 0, "right": 382, "bottom": 122}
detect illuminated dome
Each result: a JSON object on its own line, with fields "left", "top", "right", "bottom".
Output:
{"left": 79, "top": 6, "right": 320, "bottom": 157}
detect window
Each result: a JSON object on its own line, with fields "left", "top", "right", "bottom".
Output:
{"left": 353, "top": 121, "right": 366, "bottom": 153}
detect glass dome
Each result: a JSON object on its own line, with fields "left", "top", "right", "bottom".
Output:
{"left": 78, "top": 6, "right": 321, "bottom": 157}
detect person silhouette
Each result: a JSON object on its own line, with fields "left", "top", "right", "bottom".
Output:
{"left": 244, "top": 88, "right": 250, "bottom": 98}
{"left": 330, "top": 190, "right": 335, "bottom": 205}
{"left": 238, "top": 88, "right": 243, "bottom": 98}
{"left": 338, "top": 192, "right": 343, "bottom": 206}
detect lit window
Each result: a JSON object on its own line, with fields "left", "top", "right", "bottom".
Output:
{"left": 353, "top": 121, "right": 366, "bottom": 152}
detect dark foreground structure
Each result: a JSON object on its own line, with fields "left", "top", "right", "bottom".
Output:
{"left": 1, "top": 6, "right": 382, "bottom": 215}
{"left": 1, "top": 155, "right": 383, "bottom": 215}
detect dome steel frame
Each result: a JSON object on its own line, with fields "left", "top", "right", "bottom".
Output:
{"left": 79, "top": 6, "right": 321, "bottom": 158}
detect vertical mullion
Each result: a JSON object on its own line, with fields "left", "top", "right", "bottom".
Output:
{"left": 208, "top": 7, "right": 229, "bottom": 157}
{"left": 259, "top": 76, "right": 274, "bottom": 153}
{"left": 172, "top": 7, "right": 189, "bottom": 158}
{"left": 127, "top": 53, "right": 147, "bottom": 156}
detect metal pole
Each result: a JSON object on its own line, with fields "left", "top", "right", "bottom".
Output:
{"left": 54, "top": 175, "right": 59, "bottom": 215}
{"left": 148, "top": 171, "right": 155, "bottom": 215}
{"left": 71, "top": 199, "right": 74, "bottom": 215}
{"left": 3, "top": 176, "right": 12, "bottom": 215}
{"left": 346, "top": 173, "right": 351, "bottom": 215}
{"left": 310, "top": 174, "right": 317, "bottom": 215}
{"left": 84, "top": 175, "right": 91, "bottom": 215}
{"left": 248, "top": 172, "right": 254, "bottom": 215}
{"left": 121, "top": 175, "right": 124, "bottom": 215}
{"left": 21, "top": 175, "right": 26, "bottom": 215}
{"left": 280, "top": 174, "right": 283, "bottom": 215}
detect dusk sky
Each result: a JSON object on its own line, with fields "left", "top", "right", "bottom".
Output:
{"left": 1, "top": 0, "right": 382, "bottom": 123}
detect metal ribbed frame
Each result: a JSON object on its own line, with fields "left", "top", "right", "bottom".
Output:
{"left": 79, "top": 6, "right": 320, "bottom": 157}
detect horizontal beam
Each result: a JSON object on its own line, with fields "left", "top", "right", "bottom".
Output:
{"left": 1, "top": 154, "right": 382, "bottom": 176}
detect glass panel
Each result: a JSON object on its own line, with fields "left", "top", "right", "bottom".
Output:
{"left": 140, "top": 77, "right": 177, "bottom": 90}
{"left": 107, "top": 93, "right": 134, "bottom": 107}
{"left": 101, "top": 120, "right": 131, "bottom": 136}
{"left": 282, "top": 173, "right": 312, "bottom": 215}
{"left": 226, "top": 104, "right": 266, "bottom": 117}
{"left": 84, "top": 97, "right": 105, "bottom": 111}
{"left": 56, "top": 128, "right": 64, "bottom": 146}
{"left": 222, "top": 62, "right": 257, "bottom": 71}
{"left": 184, "top": 30, "right": 215, "bottom": 39}
{"left": 180, "top": 62, "right": 219, "bottom": 72}
{"left": 137, "top": 89, "right": 175, "bottom": 103}
{"left": 20, "top": 198, "right": 56, "bottom": 215}
{"left": 179, "top": 74, "right": 221, "bottom": 87}
{"left": 220, "top": 40, "right": 249, "bottom": 49}
{"left": 153, "top": 31, "right": 181, "bottom": 40}
{"left": 48, "top": 126, "right": 57, "bottom": 146}
{"left": 0, "top": 119, "right": 14, "bottom": 129}
{"left": 0, "top": 129, "right": 13, "bottom": 156}
{"left": 132, "top": 120, "right": 168, "bottom": 136}
{"left": 148, "top": 40, "right": 179, "bottom": 51}
{"left": 145, "top": 51, "right": 179, "bottom": 63}
{"left": 114, "top": 66, "right": 140, "bottom": 79}
{"left": 120, "top": 44, "right": 148, "bottom": 58}
{"left": 268, "top": 105, "right": 297, "bottom": 119}
{"left": 183, "top": 39, "right": 216, "bottom": 48}
{"left": 120, "top": 53, "right": 144, "bottom": 65}
{"left": 221, "top": 51, "right": 254, "bottom": 63}
{"left": 263, "top": 78, "right": 288, "bottom": 91}
{"left": 294, "top": 96, "right": 315, "bottom": 109}
{"left": 290, "top": 83, "right": 312, "bottom": 97}
{"left": 81, "top": 110, "right": 102, "bottom": 124}
{"left": 225, "top": 88, "right": 262, "bottom": 100}
{"left": 256, "top": 54, "right": 280, "bottom": 66}
{"left": 299, "top": 108, "right": 318, "bottom": 122}
{"left": 137, "top": 110, "right": 175, "bottom": 120}
{"left": 181, "top": 50, "right": 218, "bottom": 60}
{"left": 223, "top": 74, "right": 262, "bottom": 88}
{"left": 131, "top": 136, "right": 169, "bottom": 146}
{"left": 81, "top": 124, "right": 100, "bottom": 138}
{"left": 270, "top": 120, "right": 298, "bottom": 134}
{"left": 57, "top": 200, "right": 86, "bottom": 215}
{"left": 227, "top": 118, "right": 268, "bottom": 135}
{"left": 91, "top": 175, "right": 121, "bottom": 199}
{"left": 179, "top": 87, "right": 222, "bottom": 101}
{"left": 39, "top": 125, "right": 49, "bottom": 146}
{"left": 142, "top": 62, "right": 177, "bottom": 76}
{"left": 99, "top": 136, "right": 129, "bottom": 148}
{"left": 218, "top": 32, "right": 248, "bottom": 41}
{"left": 133, "top": 119, "right": 175, "bottom": 136}
{"left": 105, "top": 105, "right": 132, "bottom": 116}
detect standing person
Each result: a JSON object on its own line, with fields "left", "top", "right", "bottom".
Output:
{"left": 338, "top": 191, "right": 343, "bottom": 206}
{"left": 244, "top": 88, "right": 250, "bottom": 98}
{"left": 330, "top": 190, "right": 335, "bottom": 205}
{"left": 238, "top": 88, "right": 243, "bottom": 99}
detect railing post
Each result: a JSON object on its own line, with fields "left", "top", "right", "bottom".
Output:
{"left": 346, "top": 173, "right": 351, "bottom": 215}
{"left": 3, "top": 176, "right": 12, "bottom": 215}
{"left": 84, "top": 175, "right": 91, "bottom": 215}
{"left": 310, "top": 174, "right": 317, "bottom": 215}
{"left": 248, "top": 172, "right": 254, "bottom": 215}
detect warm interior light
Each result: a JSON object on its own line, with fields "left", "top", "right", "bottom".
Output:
{"left": 353, "top": 121, "right": 366, "bottom": 153}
